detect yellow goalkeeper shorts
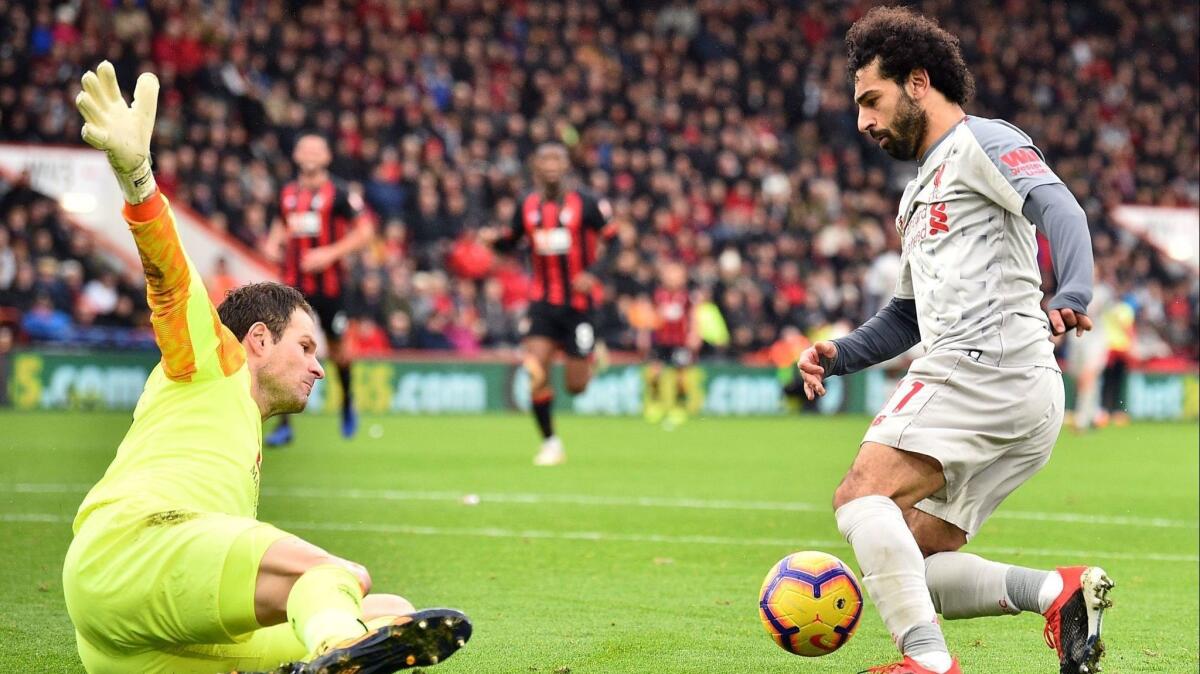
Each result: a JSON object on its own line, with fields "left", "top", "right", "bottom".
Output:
{"left": 63, "top": 501, "right": 306, "bottom": 673}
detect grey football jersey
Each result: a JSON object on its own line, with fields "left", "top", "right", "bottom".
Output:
{"left": 894, "top": 116, "right": 1063, "bottom": 369}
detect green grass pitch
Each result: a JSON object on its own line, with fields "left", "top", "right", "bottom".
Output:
{"left": 0, "top": 412, "right": 1196, "bottom": 673}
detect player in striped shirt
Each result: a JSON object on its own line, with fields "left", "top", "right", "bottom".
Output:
{"left": 264, "top": 135, "right": 375, "bottom": 446}
{"left": 488, "top": 143, "right": 617, "bottom": 466}
{"left": 64, "top": 62, "right": 469, "bottom": 674}
{"left": 641, "top": 261, "right": 700, "bottom": 429}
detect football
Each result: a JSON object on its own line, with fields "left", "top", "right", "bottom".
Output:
{"left": 758, "top": 551, "right": 864, "bottom": 657}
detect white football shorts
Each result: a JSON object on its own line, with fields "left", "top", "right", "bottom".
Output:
{"left": 862, "top": 350, "right": 1065, "bottom": 538}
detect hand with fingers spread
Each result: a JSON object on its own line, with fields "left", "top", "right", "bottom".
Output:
{"left": 796, "top": 340, "right": 838, "bottom": 400}
{"left": 75, "top": 61, "right": 160, "bottom": 204}
{"left": 1047, "top": 307, "right": 1093, "bottom": 338}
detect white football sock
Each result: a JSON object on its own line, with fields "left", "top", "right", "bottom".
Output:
{"left": 909, "top": 647, "right": 954, "bottom": 673}
{"left": 1006, "top": 564, "right": 1058, "bottom": 614}
{"left": 836, "top": 495, "right": 948, "bottom": 660}
{"left": 926, "top": 552, "right": 1020, "bottom": 618}
{"left": 1037, "top": 570, "right": 1064, "bottom": 613}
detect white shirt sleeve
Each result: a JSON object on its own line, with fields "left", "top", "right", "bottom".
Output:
{"left": 963, "top": 117, "right": 1064, "bottom": 217}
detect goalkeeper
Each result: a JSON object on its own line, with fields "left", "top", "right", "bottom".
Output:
{"left": 62, "top": 61, "right": 471, "bottom": 674}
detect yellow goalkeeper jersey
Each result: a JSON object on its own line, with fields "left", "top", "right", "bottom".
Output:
{"left": 74, "top": 194, "right": 262, "bottom": 531}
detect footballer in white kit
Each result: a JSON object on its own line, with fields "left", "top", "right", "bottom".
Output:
{"left": 863, "top": 114, "right": 1071, "bottom": 539}
{"left": 797, "top": 8, "right": 1114, "bottom": 674}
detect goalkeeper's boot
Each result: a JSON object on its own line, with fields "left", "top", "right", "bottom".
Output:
{"left": 860, "top": 656, "right": 961, "bottom": 674}
{"left": 265, "top": 421, "right": 294, "bottom": 448}
{"left": 235, "top": 609, "right": 472, "bottom": 674}
{"left": 1043, "top": 566, "right": 1114, "bottom": 674}
{"left": 340, "top": 404, "right": 358, "bottom": 439}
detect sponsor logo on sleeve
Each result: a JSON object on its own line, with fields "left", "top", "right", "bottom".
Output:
{"left": 999, "top": 148, "right": 1051, "bottom": 178}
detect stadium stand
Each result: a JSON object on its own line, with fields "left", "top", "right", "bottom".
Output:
{"left": 0, "top": 0, "right": 1195, "bottom": 364}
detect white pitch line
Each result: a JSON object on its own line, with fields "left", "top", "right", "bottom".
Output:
{"left": 2, "top": 513, "right": 68, "bottom": 523}
{"left": 271, "top": 486, "right": 830, "bottom": 513}
{"left": 4, "top": 483, "right": 1198, "bottom": 530}
{"left": 3, "top": 512, "right": 1197, "bottom": 563}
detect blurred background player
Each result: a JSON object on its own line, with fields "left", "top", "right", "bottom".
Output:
{"left": 486, "top": 143, "right": 616, "bottom": 466}
{"left": 264, "top": 134, "right": 374, "bottom": 446}
{"left": 640, "top": 261, "right": 700, "bottom": 429}
{"left": 1065, "top": 274, "right": 1114, "bottom": 432}
{"left": 1100, "top": 288, "right": 1137, "bottom": 427}
{"left": 65, "top": 62, "right": 469, "bottom": 674}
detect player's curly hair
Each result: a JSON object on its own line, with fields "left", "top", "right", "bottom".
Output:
{"left": 845, "top": 6, "right": 975, "bottom": 105}
{"left": 218, "top": 282, "right": 314, "bottom": 342}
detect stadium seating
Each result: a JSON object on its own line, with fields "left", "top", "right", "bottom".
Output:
{"left": 0, "top": 0, "right": 1195, "bottom": 362}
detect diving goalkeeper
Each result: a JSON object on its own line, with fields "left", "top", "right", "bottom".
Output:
{"left": 62, "top": 61, "right": 471, "bottom": 674}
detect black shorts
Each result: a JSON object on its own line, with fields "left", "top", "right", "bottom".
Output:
{"left": 524, "top": 301, "right": 595, "bottom": 358}
{"left": 652, "top": 345, "right": 695, "bottom": 367}
{"left": 303, "top": 293, "right": 347, "bottom": 341}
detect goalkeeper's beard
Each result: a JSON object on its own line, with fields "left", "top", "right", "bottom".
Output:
{"left": 257, "top": 367, "right": 309, "bottom": 416}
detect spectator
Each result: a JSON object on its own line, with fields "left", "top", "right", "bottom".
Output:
{"left": 0, "top": 0, "right": 1194, "bottom": 362}
{"left": 32, "top": 257, "right": 71, "bottom": 313}
{"left": 479, "top": 278, "right": 517, "bottom": 346}
{"left": 21, "top": 292, "right": 73, "bottom": 342}
{"left": 94, "top": 294, "right": 138, "bottom": 330}
{"left": 0, "top": 228, "right": 16, "bottom": 291}
{"left": 0, "top": 186, "right": 149, "bottom": 347}
{"left": 385, "top": 310, "right": 416, "bottom": 350}
{"left": 0, "top": 262, "right": 36, "bottom": 312}
{"left": 206, "top": 257, "right": 241, "bottom": 306}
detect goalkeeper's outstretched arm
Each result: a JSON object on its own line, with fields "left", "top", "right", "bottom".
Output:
{"left": 76, "top": 61, "right": 243, "bottom": 382}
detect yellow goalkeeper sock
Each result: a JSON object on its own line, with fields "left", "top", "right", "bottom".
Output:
{"left": 287, "top": 564, "right": 368, "bottom": 657}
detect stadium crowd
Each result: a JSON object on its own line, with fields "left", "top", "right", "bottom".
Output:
{"left": 0, "top": 0, "right": 1196, "bottom": 364}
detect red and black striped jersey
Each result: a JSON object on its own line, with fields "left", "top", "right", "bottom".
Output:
{"left": 653, "top": 287, "right": 692, "bottom": 347}
{"left": 503, "top": 189, "right": 614, "bottom": 312}
{"left": 278, "top": 179, "right": 364, "bottom": 298}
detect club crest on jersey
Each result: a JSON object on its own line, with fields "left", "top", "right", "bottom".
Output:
{"left": 932, "top": 163, "right": 948, "bottom": 197}
{"left": 284, "top": 194, "right": 297, "bottom": 209}
{"left": 559, "top": 208, "right": 573, "bottom": 225}
{"left": 310, "top": 194, "right": 324, "bottom": 210}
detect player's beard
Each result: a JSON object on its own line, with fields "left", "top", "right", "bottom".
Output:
{"left": 876, "top": 90, "right": 928, "bottom": 161}
{"left": 258, "top": 366, "right": 308, "bottom": 416}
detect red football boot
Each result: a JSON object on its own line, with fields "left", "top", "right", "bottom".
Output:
{"left": 860, "top": 655, "right": 962, "bottom": 674}
{"left": 1043, "top": 566, "right": 1114, "bottom": 674}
